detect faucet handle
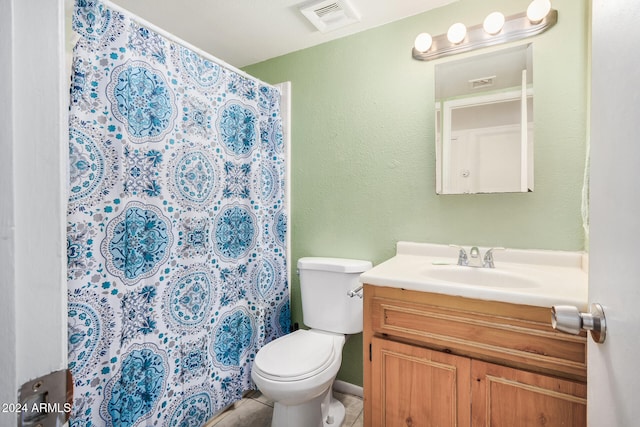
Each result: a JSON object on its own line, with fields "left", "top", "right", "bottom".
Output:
{"left": 483, "top": 247, "right": 505, "bottom": 268}
{"left": 449, "top": 244, "right": 469, "bottom": 266}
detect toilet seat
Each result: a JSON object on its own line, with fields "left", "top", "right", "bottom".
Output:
{"left": 253, "top": 330, "right": 337, "bottom": 382}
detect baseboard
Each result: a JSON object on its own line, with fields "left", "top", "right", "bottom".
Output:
{"left": 333, "top": 380, "right": 363, "bottom": 398}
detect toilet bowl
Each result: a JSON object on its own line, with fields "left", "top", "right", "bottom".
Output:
{"left": 251, "top": 257, "right": 372, "bottom": 427}
{"left": 252, "top": 330, "right": 346, "bottom": 426}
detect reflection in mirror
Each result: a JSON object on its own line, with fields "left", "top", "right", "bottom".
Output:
{"left": 435, "top": 44, "right": 533, "bottom": 194}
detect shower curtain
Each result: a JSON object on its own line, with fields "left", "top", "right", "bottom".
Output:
{"left": 67, "top": 2, "right": 289, "bottom": 425}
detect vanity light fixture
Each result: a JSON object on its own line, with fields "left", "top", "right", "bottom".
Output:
{"left": 483, "top": 12, "right": 505, "bottom": 35}
{"left": 412, "top": 0, "right": 557, "bottom": 61}
{"left": 447, "top": 22, "right": 467, "bottom": 44}
{"left": 527, "top": 0, "right": 552, "bottom": 24}
{"left": 414, "top": 33, "right": 433, "bottom": 53}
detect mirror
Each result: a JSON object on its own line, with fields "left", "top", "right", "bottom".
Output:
{"left": 435, "top": 44, "right": 533, "bottom": 194}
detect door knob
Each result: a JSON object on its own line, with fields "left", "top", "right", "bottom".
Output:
{"left": 551, "top": 303, "right": 607, "bottom": 343}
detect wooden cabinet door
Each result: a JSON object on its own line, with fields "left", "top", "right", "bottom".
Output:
{"left": 471, "top": 360, "right": 587, "bottom": 427}
{"left": 370, "top": 337, "right": 471, "bottom": 427}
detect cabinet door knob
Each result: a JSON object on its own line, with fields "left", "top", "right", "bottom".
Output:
{"left": 551, "top": 303, "right": 607, "bottom": 343}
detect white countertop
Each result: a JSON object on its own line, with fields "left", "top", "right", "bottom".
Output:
{"left": 359, "top": 242, "right": 588, "bottom": 310}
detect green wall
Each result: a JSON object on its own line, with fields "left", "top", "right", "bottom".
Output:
{"left": 245, "top": 0, "right": 589, "bottom": 387}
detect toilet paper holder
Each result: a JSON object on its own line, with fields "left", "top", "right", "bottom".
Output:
{"left": 551, "top": 303, "right": 607, "bottom": 343}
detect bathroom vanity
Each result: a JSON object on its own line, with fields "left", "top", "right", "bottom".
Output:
{"left": 360, "top": 242, "right": 588, "bottom": 426}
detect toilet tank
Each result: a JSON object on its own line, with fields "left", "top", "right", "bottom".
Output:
{"left": 297, "top": 257, "right": 372, "bottom": 334}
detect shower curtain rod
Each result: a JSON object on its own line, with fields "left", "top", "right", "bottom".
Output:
{"left": 101, "top": 0, "right": 277, "bottom": 89}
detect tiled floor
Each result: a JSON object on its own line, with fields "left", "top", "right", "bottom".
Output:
{"left": 206, "top": 390, "right": 364, "bottom": 427}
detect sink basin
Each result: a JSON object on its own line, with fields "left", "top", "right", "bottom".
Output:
{"left": 359, "top": 241, "right": 589, "bottom": 308}
{"left": 422, "top": 265, "right": 540, "bottom": 288}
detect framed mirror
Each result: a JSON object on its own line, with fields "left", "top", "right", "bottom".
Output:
{"left": 435, "top": 44, "right": 533, "bottom": 194}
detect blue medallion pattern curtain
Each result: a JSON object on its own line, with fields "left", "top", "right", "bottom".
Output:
{"left": 67, "top": 2, "right": 290, "bottom": 425}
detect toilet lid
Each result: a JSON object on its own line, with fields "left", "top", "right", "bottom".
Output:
{"left": 254, "top": 330, "right": 335, "bottom": 381}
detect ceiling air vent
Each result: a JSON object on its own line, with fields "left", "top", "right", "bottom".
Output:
{"left": 300, "top": 0, "right": 361, "bottom": 33}
{"left": 469, "top": 75, "right": 496, "bottom": 90}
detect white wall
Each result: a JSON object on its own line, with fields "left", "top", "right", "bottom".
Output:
{"left": 0, "top": 0, "right": 67, "bottom": 421}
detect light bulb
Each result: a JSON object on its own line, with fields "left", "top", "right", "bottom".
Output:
{"left": 483, "top": 12, "right": 505, "bottom": 35}
{"left": 447, "top": 23, "right": 467, "bottom": 44}
{"left": 527, "top": 0, "right": 551, "bottom": 24}
{"left": 414, "top": 33, "right": 433, "bottom": 53}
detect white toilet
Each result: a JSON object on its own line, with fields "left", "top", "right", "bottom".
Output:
{"left": 251, "top": 257, "right": 372, "bottom": 427}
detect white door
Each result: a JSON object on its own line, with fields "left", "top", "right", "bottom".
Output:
{"left": 0, "top": 0, "right": 68, "bottom": 421}
{"left": 589, "top": 0, "right": 640, "bottom": 424}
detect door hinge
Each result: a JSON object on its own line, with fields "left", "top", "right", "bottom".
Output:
{"left": 369, "top": 343, "right": 372, "bottom": 361}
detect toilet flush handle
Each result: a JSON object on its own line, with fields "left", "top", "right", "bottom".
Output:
{"left": 347, "top": 285, "right": 364, "bottom": 298}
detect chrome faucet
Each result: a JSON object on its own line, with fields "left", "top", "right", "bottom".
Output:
{"left": 469, "top": 246, "right": 482, "bottom": 267}
{"left": 482, "top": 248, "right": 503, "bottom": 268}
{"left": 450, "top": 245, "right": 504, "bottom": 268}
{"left": 450, "top": 244, "right": 468, "bottom": 266}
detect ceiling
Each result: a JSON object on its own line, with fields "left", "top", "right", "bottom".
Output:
{"left": 105, "top": 0, "right": 457, "bottom": 68}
